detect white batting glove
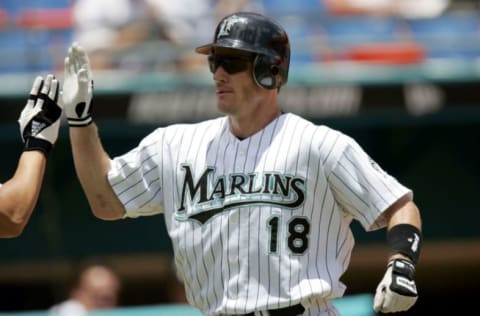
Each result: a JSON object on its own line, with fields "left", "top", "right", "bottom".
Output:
{"left": 62, "top": 42, "right": 94, "bottom": 127}
{"left": 18, "top": 74, "right": 63, "bottom": 156}
{"left": 373, "top": 258, "right": 418, "bottom": 313}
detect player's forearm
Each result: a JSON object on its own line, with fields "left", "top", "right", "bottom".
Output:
{"left": 0, "top": 151, "right": 46, "bottom": 237}
{"left": 385, "top": 198, "right": 422, "bottom": 262}
{"left": 69, "top": 123, "right": 125, "bottom": 220}
{"left": 387, "top": 199, "right": 422, "bottom": 230}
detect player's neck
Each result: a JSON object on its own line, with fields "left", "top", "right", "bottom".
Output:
{"left": 228, "top": 106, "right": 282, "bottom": 139}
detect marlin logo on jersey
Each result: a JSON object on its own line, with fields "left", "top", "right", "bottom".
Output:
{"left": 176, "top": 165, "right": 306, "bottom": 224}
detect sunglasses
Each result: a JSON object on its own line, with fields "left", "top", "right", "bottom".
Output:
{"left": 208, "top": 54, "right": 254, "bottom": 74}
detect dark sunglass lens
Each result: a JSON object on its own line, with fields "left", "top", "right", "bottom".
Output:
{"left": 208, "top": 55, "right": 250, "bottom": 74}
{"left": 208, "top": 55, "right": 216, "bottom": 73}
{"left": 222, "top": 57, "right": 247, "bottom": 74}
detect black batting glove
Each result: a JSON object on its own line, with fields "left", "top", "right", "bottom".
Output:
{"left": 18, "top": 75, "right": 63, "bottom": 156}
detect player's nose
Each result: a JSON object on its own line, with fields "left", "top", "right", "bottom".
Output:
{"left": 213, "top": 66, "right": 229, "bottom": 83}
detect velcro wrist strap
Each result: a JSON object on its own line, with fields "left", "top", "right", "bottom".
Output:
{"left": 387, "top": 224, "right": 422, "bottom": 264}
{"left": 68, "top": 116, "right": 93, "bottom": 127}
{"left": 389, "top": 258, "right": 415, "bottom": 279}
{"left": 389, "top": 258, "right": 418, "bottom": 296}
{"left": 24, "top": 137, "right": 52, "bottom": 157}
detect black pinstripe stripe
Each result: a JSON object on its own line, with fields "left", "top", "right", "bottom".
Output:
{"left": 231, "top": 126, "right": 243, "bottom": 312}
{"left": 118, "top": 164, "right": 159, "bottom": 197}
{"left": 271, "top": 115, "right": 288, "bottom": 310}
{"left": 192, "top": 122, "right": 216, "bottom": 311}
{"left": 349, "top": 144, "right": 400, "bottom": 198}
{"left": 324, "top": 200, "right": 337, "bottom": 299}
{"left": 175, "top": 127, "right": 203, "bottom": 307}
{"left": 314, "top": 161, "right": 331, "bottom": 312}
{"left": 214, "top": 124, "right": 229, "bottom": 308}
{"left": 252, "top": 128, "right": 267, "bottom": 311}
{"left": 329, "top": 171, "right": 373, "bottom": 226}
{"left": 302, "top": 123, "right": 317, "bottom": 299}
{"left": 282, "top": 115, "right": 302, "bottom": 308}
{"left": 234, "top": 136, "right": 253, "bottom": 314}
{"left": 124, "top": 177, "right": 161, "bottom": 207}
{"left": 256, "top": 116, "right": 281, "bottom": 310}
{"left": 343, "top": 153, "right": 392, "bottom": 204}
{"left": 204, "top": 123, "right": 225, "bottom": 310}
{"left": 293, "top": 122, "right": 311, "bottom": 304}
{"left": 243, "top": 130, "right": 265, "bottom": 313}
{"left": 222, "top": 134, "right": 234, "bottom": 306}
{"left": 111, "top": 144, "right": 158, "bottom": 188}
{"left": 187, "top": 124, "right": 210, "bottom": 309}
{"left": 115, "top": 149, "right": 160, "bottom": 208}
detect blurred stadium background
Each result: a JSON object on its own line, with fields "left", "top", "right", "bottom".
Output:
{"left": 1, "top": 0, "right": 479, "bottom": 315}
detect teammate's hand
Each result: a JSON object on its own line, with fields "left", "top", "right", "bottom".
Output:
{"left": 62, "top": 42, "right": 94, "bottom": 127}
{"left": 18, "top": 75, "right": 63, "bottom": 156}
{"left": 373, "top": 258, "right": 418, "bottom": 313}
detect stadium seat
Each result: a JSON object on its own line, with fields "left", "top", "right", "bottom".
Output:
{"left": 0, "top": 1, "right": 73, "bottom": 73}
{"left": 260, "top": 0, "right": 326, "bottom": 66}
{"left": 15, "top": 8, "right": 73, "bottom": 30}
{"left": 406, "top": 12, "right": 480, "bottom": 60}
{"left": 319, "top": 15, "right": 412, "bottom": 63}
{"left": 0, "top": 9, "right": 7, "bottom": 29}
{"left": 321, "top": 15, "right": 401, "bottom": 48}
{"left": 261, "top": 0, "right": 325, "bottom": 16}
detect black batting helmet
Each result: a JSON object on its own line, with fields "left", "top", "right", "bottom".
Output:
{"left": 195, "top": 12, "right": 290, "bottom": 90}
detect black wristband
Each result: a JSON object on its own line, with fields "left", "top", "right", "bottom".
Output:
{"left": 387, "top": 224, "right": 422, "bottom": 264}
{"left": 24, "top": 137, "right": 52, "bottom": 157}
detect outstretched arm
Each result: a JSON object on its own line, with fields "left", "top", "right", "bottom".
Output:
{"left": 63, "top": 42, "right": 125, "bottom": 220}
{"left": 0, "top": 75, "right": 62, "bottom": 237}
{"left": 69, "top": 124, "right": 125, "bottom": 220}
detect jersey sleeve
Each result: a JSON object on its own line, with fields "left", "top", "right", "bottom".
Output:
{"left": 327, "top": 134, "right": 412, "bottom": 231}
{"left": 108, "top": 128, "right": 165, "bottom": 218}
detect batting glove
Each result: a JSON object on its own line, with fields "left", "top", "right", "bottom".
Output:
{"left": 18, "top": 75, "right": 63, "bottom": 156}
{"left": 373, "top": 258, "right": 418, "bottom": 313}
{"left": 62, "top": 42, "right": 94, "bottom": 127}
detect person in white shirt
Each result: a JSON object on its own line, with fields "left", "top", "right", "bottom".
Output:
{"left": 49, "top": 262, "right": 121, "bottom": 316}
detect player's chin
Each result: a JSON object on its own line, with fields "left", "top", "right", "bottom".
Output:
{"left": 216, "top": 98, "right": 235, "bottom": 114}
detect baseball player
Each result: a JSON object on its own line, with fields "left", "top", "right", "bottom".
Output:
{"left": 0, "top": 75, "right": 63, "bottom": 238}
{"left": 62, "top": 12, "right": 422, "bottom": 315}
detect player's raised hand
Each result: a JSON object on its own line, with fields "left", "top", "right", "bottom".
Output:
{"left": 62, "top": 42, "right": 94, "bottom": 127}
{"left": 373, "top": 258, "right": 418, "bottom": 313}
{"left": 18, "top": 74, "right": 63, "bottom": 156}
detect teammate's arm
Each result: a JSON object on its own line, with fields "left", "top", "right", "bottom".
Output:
{"left": 0, "top": 152, "right": 46, "bottom": 237}
{"left": 0, "top": 75, "right": 62, "bottom": 237}
{"left": 63, "top": 42, "right": 125, "bottom": 220}
{"left": 374, "top": 194, "right": 422, "bottom": 313}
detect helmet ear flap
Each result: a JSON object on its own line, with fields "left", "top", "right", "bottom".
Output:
{"left": 253, "top": 55, "right": 281, "bottom": 90}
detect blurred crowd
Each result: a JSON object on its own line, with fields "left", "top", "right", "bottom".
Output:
{"left": 69, "top": 0, "right": 264, "bottom": 72}
{"left": 1, "top": 0, "right": 480, "bottom": 74}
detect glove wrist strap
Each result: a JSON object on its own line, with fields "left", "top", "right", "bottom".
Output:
{"left": 68, "top": 116, "right": 93, "bottom": 127}
{"left": 24, "top": 137, "right": 52, "bottom": 157}
{"left": 388, "top": 258, "right": 418, "bottom": 297}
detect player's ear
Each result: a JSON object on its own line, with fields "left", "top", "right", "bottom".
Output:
{"left": 253, "top": 55, "right": 282, "bottom": 90}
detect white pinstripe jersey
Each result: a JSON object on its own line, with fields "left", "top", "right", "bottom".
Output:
{"left": 108, "top": 113, "right": 412, "bottom": 315}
